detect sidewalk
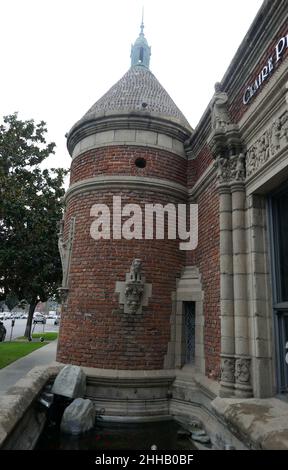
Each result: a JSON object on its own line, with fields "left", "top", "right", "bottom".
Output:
{"left": 0, "top": 340, "right": 57, "bottom": 395}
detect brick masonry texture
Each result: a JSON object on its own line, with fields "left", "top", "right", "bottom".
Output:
{"left": 59, "top": 139, "right": 221, "bottom": 373}
{"left": 187, "top": 181, "right": 220, "bottom": 380}
{"left": 187, "top": 145, "right": 214, "bottom": 188}
{"left": 57, "top": 190, "right": 185, "bottom": 369}
{"left": 70, "top": 146, "right": 187, "bottom": 186}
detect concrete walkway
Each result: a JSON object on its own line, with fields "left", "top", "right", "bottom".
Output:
{"left": 0, "top": 341, "right": 57, "bottom": 395}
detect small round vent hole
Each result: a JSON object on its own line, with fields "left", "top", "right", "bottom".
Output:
{"left": 135, "top": 158, "right": 147, "bottom": 169}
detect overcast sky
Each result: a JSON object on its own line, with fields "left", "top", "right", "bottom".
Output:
{"left": 0, "top": 0, "right": 263, "bottom": 171}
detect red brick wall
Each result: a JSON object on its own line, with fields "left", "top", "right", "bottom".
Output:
{"left": 57, "top": 189, "right": 185, "bottom": 369}
{"left": 187, "top": 180, "right": 220, "bottom": 380}
{"left": 70, "top": 146, "right": 187, "bottom": 186}
{"left": 230, "top": 23, "right": 288, "bottom": 123}
{"left": 187, "top": 145, "right": 214, "bottom": 189}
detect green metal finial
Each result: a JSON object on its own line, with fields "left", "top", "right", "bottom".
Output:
{"left": 130, "top": 8, "right": 151, "bottom": 68}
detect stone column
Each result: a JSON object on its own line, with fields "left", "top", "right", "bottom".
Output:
{"left": 247, "top": 194, "right": 273, "bottom": 397}
{"left": 208, "top": 90, "right": 252, "bottom": 397}
{"left": 231, "top": 181, "right": 253, "bottom": 397}
{"left": 219, "top": 184, "right": 235, "bottom": 397}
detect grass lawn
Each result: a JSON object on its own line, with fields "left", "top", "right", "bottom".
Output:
{"left": 0, "top": 341, "right": 47, "bottom": 369}
{"left": 17, "top": 332, "right": 58, "bottom": 341}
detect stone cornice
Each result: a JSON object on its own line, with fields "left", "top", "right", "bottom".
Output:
{"left": 183, "top": 1, "right": 287, "bottom": 159}
{"left": 221, "top": 0, "right": 287, "bottom": 105}
{"left": 239, "top": 55, "right": 288, "bottom": 144}
{"left": 71, "top": 129, "right": 187, "bottom": 160}
{"left": 65, "top": 176, "right": 188, "bottom": 203}
{"left": 67, "top": 110, "right": 192, "bottom": 156}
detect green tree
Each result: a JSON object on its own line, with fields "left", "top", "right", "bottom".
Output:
{"left": 0, "top": 113, "right": 67, "bottom": 338}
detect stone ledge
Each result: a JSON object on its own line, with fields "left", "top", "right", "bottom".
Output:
{"left": 211, "top": 396, "right": 288, "bottom": 450}
{"left": 83, "top": 366, "right": 176, "bottom": 388}
{"left": 65, "top": 175, "right": 188, "bottom": 202}
{"left": 71, "top": 129, "right": 186, "bottom": 160}
{"left": 0, "top": 363, "right": 62, "bottom": 448}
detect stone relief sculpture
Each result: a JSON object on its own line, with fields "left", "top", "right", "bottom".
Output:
{"left": 230, "top": 153, "right": 245, "bottom": 182}
{"left": 214, "top": 153, "right": 246, "bottom": 184}
{"left": 58, "top": 217, "right": 76, "bottom": 303}
{"left": 280, "top": 112, "right": 288, "bottom": 142}
{"left": 235, "top": 358, "right": 250, "bottom": 384}
{"left": 125, "top": 283, "right": 144, "bottom": 314}
{"left": 221, "top": 358, "right": 235, "bottom": 384}
{"left": 115, "top": 259, "right": 152, "bottom": 315}
{"left": 270, "top": 118, "right": 282, "bottom": 155}
{"left": 129, "top": 258, "right": 142, "bottom": 281}
{"left": 210, "top": 82, "right": 232, "bottom": 131}
{"left": 246, "top": 110, "right": 288, "bottom": 177}
{"left": 215, "top": 157, "right": 228, "bottom": 184}
{"left": 125, "top": 259, "right": 144, "bottom": 313}
{"left": 258, "top": 131, "right": 270, "bottom": 164}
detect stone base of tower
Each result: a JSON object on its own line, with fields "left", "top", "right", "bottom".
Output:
{"left": 83, "top": 367, "right": 174, "bottom": 422}
{"left": 1, "top": 363, "right": 288, "bottom": 450}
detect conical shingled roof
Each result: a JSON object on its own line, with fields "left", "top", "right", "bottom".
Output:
{"left": 79, "top": 65, "right": 192, "bottom": 131}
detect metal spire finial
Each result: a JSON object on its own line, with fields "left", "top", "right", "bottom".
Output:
{"left": 140, "top": 7, "right": 144, "bottom": 35}
{"left": 130, "top": 7, "right": 151, "bottom": 68}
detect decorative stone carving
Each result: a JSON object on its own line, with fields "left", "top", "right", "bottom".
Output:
{"left": 57, "top": 217, "right": 76, "bottom": 302}
{"left": 235, "top": 358, "right": 251, "bottom": 385}
{"left": 215, "top": 157, "right": 229, "bottom": 184}
{"left": 115, "top": 259, "right": 152, "bottom": 314}
{"left": 129, "top": 258, "right": 142, "bottom": 281}
{"left": 214, "top": 153, "right": 246, "bottom": 184}
{"left": 125, "top": 283, "right": 144, "bottom": 314}
{"left": 211, "top": 83, "right": 232, "bottom": 131}
{"left": 220, "top": 357, "right": 235, "bottom": 384}
{"left": 208, "top": 82, "right": 244, "bottom": 169}
{"left": 246, "top": 110, "right": 288, "bottom": 177}
{"left": 233, "top": 153, "right": 246, "bottom": 181}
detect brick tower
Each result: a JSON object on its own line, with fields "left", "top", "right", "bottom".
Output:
{"left": 57, "top": 21, "right": 192, "bottom": 373}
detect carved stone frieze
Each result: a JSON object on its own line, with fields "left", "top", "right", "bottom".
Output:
{"left": 246, "top": 110, "right": 288, "bottom": 177}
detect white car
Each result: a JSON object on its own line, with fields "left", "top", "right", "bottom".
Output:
{"left": 33, "top": 314, "right": 46, "bottom": 324}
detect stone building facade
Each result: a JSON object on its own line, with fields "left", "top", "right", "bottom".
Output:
{"left": 57, "top": 0, "right": 288, "bottom": 448}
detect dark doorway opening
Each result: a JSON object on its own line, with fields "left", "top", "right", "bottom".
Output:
{"left": 184, "top": 301, "right": 195, "bottom": 365}
{"left": 269, "top": 183, "right": 288, "bottom": 392}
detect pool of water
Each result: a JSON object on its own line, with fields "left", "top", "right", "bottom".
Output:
{"left": 36, "top": 420, "right": 196, "bottom": 450}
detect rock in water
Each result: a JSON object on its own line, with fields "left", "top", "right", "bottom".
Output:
{"left": 191, "top": 429, "right": 206, "bottom": 437}
{"left": 52, "top": 365, "right": 86, "bottom": 398}
{"left": 191, "top": 432, "right": 211, "bottom": 444}
{"left": 61, "top": 398, "right": 96, "bottom": 435}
